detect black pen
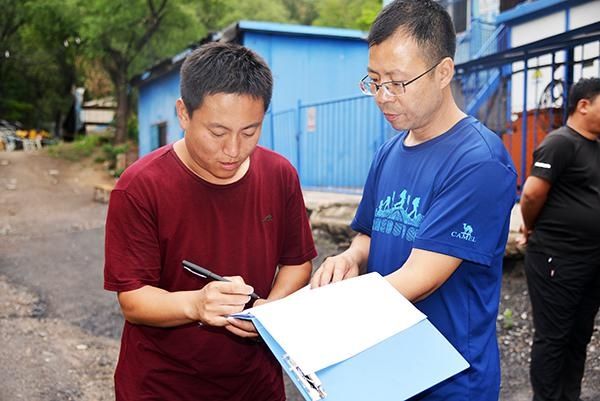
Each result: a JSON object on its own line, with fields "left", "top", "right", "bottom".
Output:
{"left": 182, "top": 260, "right": 260, "bottom": 300}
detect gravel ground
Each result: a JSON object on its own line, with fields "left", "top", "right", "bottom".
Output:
{"left": 0, "top": 150, "right": 598, "bottom": 401}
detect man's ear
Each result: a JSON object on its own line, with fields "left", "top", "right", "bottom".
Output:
{"left": 577, "top": 98, "right": 590, "bottom": 115}
{"left": 175, "top": 98, "right": 190, "bottom": 130}
{"left": 437, "top": 57, "right": 455, "bottom": 89}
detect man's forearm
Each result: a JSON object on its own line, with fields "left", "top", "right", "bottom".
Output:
{"left": 520, "top": 195, "right": 546, "bottom": 230}
{"left": 267, "top": 262, "right": 312, "bottom": 301}
{"left": 118, "top": 286, "right": 197, "bottom": 327}
{"left": 520, "top": 176, "right": 551, "bottom": 230}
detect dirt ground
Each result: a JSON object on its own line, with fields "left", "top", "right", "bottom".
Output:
{"left": 0, "top": 149, "right": 598, "bottom": 401}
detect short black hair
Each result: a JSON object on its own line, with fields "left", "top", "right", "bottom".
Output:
{"left": 367, "top": 0, "right": 456, "bottom": 64}
{"left": 568, "top": 77, "right": 600, "bottom": 115}
{"left": 180, "top": 42, "right": 273, "bottom": 115}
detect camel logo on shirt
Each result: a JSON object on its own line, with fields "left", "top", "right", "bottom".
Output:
{"left": 372, "top": 189, "right": 424, "bottom": 241}
{"left": 451, "top": 223, "right": 476, "bottom": 242}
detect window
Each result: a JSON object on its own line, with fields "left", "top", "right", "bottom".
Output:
{"left": 500, "top": 0, "right": 527, "bottom": 13}
{"left": 438, "top": 0, "right": 468, "bottom": 33}
{"left": 150, "top": 122, "right": 168, "bottom": 150}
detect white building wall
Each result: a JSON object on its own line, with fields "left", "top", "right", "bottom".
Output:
{"left": 511, "top": 12, "right": 565, "bottom": 48}
{"left": 569, "top": 0, "right": 600, "bottom": 29}
{"left": 510, "top": 1, "right": 600, "bottom": 114}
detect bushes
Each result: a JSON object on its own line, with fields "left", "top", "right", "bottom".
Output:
{"left": 47, "top": 133, "right": 108, "bottom": 161}
{"left": 47, "top": 132, "right": 132, "bottom": 177}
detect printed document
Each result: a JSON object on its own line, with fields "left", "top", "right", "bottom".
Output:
{"left": 234, "top": 272, "right": 426, "bottom": 374}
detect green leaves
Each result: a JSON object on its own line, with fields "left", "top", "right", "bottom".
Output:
{"left": 313, "top": 0, "right": 380, "bottom": 31}
{"left": 1, "top": 0, "right": 383, "bottom": 136}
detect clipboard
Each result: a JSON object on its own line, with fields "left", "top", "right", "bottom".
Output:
{"left": 234, "top": 273, "right": 469, "bottom": 401}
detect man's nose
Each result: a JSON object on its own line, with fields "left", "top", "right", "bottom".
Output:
{"left": 375, "top": 87, "right": 395, "bottom": 104}
{"left": 223, "top": 135, "right": 241, "bottom": 158}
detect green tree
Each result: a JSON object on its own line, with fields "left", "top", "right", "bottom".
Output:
{"left": 79, "top": 0, "right": 200, "bottom": 143}
{"left": 0, "top": 0, "right": 31, "bottom": 81}
{"left": 313, "top": 0, "right": 380, "bottom": 31}
{"left": 193, "top": 0, "right": 291, "bottom": 32}
{"left": 0, "top": 0, "right": 80, "bottom": 130}
{"left": 282, "top": 0, "right": 319, "bottom": 26}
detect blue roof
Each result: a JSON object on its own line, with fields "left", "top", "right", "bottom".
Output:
{"left": 496, "top": 0, "right": 590, "bottom": 24}
{"left": 237, "top": 20, "right": 367, "bottom": 40}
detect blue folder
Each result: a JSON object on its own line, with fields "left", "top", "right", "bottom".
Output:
{"left": 251, "top": 316, "right": 469, "bottom": 401}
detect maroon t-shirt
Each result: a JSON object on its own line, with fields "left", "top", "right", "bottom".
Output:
{"left": 104, "top": 144, "right": 317, "bottom": 401}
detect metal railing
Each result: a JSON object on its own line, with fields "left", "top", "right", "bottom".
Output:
{"left": 263, "top": 95, "right": 396, "bottom": 192}
{"left": 456, "top": 20, "right": 501, "bottom": 65}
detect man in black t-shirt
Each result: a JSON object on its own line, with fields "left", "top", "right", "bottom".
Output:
{"left": 520, "top": 77, "right": 600, "bottom": 401}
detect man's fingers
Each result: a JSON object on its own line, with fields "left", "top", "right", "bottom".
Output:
{"left": 310, "top": 268, "right": 323, "bottom": 288}
{"left": 202, "top": 314, "right": 229, "bottom": 327}
{"left": 225, "top": 318, "right": 259, "bottom": 338}
{"left": 330, "top": 261, "right": 348, "bottom": 284}
{"left": 315, "top": 263, "right": 334, "bottom": 288}
{"left": 227, "top": 317, "right": 256, "bottom": 332}
{"left": 214, "top": 277, "right": 255, "bottom": 298}
{"left": 203, "top": 302, "right": 247, "bottom": 317}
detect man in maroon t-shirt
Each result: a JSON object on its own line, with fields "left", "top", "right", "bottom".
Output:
{"left": 104, "top": 42, "right": 317, "bottom": 401}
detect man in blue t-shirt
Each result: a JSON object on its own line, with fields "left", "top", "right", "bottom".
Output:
{"left": 311, "top": 1, "right": 517, "bottom": 400}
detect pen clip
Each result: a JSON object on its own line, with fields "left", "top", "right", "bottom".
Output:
{"left": 182, "top": 264, "right": 208, "bottom": 279}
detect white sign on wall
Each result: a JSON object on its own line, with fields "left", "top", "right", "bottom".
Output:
{"left": 306, "top": 107, "right": 317, "bottom": 133}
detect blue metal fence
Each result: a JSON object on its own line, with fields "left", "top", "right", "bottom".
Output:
{"left": 262, "top": 95, "right": 395, "bottom": 192}
{"left": 456, "top": 19, "right": 500, "bottom": 65}
{"left": 455, "top": 23, "right": 600, "bottom": 191}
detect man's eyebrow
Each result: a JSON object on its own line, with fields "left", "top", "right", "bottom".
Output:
{"left": 205, "top": 123, "right": 230, "bottom": 130}
{"left": 241, "top": 122, "right": 261, "bottom": 130}
{"left": 205, "top": 122, "right": 261, "bottom": 130}
{"left": 367, "top": 67, "right": 406, "bottom": 76}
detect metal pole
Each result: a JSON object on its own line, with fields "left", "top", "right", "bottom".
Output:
{"left": 564, "top": 46, "right": 574, "bottom": 124}
{"left": 521, "top": 55, "right": 529, "bottom": 191}
{"left": 550, "top": 52, "right": 555, "bottom": 130}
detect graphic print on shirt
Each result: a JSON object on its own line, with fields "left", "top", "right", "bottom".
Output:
{"left": 372, "top": 189, "right": 424, "bottom": 241}
{"left": 451, "top": 223, "right": 476, "bottom": 242}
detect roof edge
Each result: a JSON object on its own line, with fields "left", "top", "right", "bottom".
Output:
{"left": 237, "top": 20, "right": 367, "bottom": 40}
{"left": 131, "top": 20, "right": 367, "bottom": 87}
{"left": 496, "top": 0, "right": 591, "bottom": 25}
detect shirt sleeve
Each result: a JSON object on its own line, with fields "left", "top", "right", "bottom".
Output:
{"left": 413, "top": 160, "right": 516, "bottom": 266}
{"left": 104, "top": 189, "right": 162, "bottom": 292}
{"left": 530, "top": 133, "right": 575, "bottom": 183}
{"left": 279, "top": 170, "right": 318, "bottom": 266}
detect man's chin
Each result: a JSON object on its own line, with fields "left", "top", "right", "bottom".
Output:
{"left": 389, "top": 120, "right": 410, "bottom": 132}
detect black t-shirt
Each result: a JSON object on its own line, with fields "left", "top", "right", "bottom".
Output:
{"left": 528, "top": 125, "right": 600, "bottom": 264}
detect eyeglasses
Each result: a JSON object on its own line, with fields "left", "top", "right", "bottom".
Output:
{"left": 359, "top": 61, "right": 442, "bottom": 97}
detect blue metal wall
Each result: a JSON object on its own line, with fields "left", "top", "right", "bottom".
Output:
{"left": 136, "top": 25, "right": 385, "bottom": 190}
{"left": 243, "top": 31, "right": 368, "bottom": 112}
{"left": 262, "top": 96, "right": 395, "bottom": 190}
{"left": 242, "top": 31, "right": 372, "bottom": 187}
{"left": 137, "top": 68, "right": 182, "bottom": 156}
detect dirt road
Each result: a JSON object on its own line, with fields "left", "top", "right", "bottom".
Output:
{"left": 0, "top": 149, "right": 598, "bottom": 401}
{"left": 0, "top": 150, "right": 118, "bottom": 401}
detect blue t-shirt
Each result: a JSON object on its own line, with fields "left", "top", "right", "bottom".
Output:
{"left": 352, "top": 116, "right": 517, "bottom": 401}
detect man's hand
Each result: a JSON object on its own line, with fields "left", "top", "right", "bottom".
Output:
{"left": 224, "top": 297, "right": 270, "bottom": 338}
{"left": 191, "top": 276, "right": 255, "bottom": 327}
{"left": 310, "top": 253, "right": 360, "bottom": 288}
{"left": 517, "top": 223, "right": 532, "bottom": 246}
{"left": 225, "top": 317, "right": 259, "bottom": 338}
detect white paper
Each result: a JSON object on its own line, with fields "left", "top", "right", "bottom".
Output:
{"left": 235, "top": 272, "right": 426, "bottom": 374}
